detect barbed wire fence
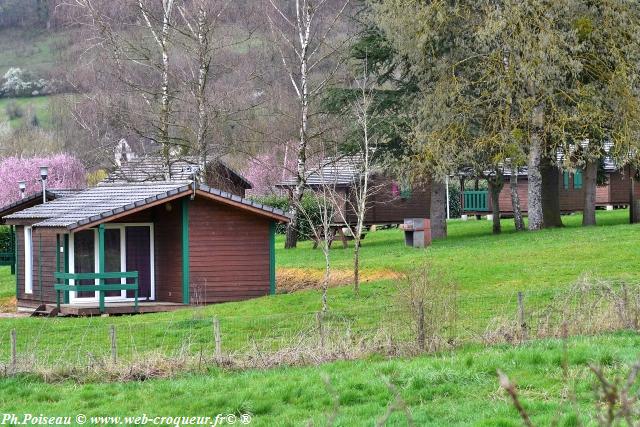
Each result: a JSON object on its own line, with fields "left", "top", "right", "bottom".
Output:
{"left": 1, "top": 276, "right": 639, "bottom": 379}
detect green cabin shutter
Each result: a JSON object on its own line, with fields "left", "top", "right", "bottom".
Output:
{"left": 563, "top": 171, "right": 570, "bottom": 190}
{"left": 574, "top": 170, "right": 583, "bottom": 189}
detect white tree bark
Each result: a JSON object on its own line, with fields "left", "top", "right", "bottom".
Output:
{"left": 140, "top": 0, "right": 176, "bottom": 179}
{"left": 527, "top": 104, "right": 544, "bottom": 230}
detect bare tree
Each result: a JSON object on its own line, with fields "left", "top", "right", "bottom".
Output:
{"left": 330, "top": 70, "right": 380, "bottom": 296}
{"left": 139, "top": 0, "right": 177, "bottom": 174}
{"left": 267, "top": 0, "right": 351, "bottom": 249}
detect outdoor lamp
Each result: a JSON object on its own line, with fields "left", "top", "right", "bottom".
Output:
{"left": 40, "top": 165, "right": 49, "bottom": 204}
{"left": 18, "top": 181, "right": 26, "bottom": 199}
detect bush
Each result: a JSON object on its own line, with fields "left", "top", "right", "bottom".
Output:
{"left": 4, "top": 100, "right": 23, "bottom": 120}
{"left": 251, "top": 193, "right": 328, "bottom": 241}
{"left": 0, "top": 68, "right": 47, "bottom": 98}
{"left": 0, "top": 226, "right": 13, "bottom": 253}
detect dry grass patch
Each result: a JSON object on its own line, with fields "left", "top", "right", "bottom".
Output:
{"left": 0, "top": 296, "right": 16, "bottom": 313}
{"left": 276, "top": 268, "right": 400, "bottom": 293}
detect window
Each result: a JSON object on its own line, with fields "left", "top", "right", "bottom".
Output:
{"left": 563, "top": 171, "right": 570, "bottom": 190}
{"left": 24, "top": 226, "right": 33, "bottom": 294}
{"left": 574, "top": 170, "right": 583, "bottom": 189}
{"left": 400, "top": 182, "right": 412, "bottom": 199}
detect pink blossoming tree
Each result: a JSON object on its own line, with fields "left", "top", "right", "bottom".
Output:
{"left": 0, "top": 154, "right": 86, "bottom": 207}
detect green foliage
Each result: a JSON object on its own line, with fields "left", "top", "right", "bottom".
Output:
{"left": 0, "top": 225, "right": 12, "bottom": 253}
{"left": 251, "top": 193, "right": 329, "bottom": 240}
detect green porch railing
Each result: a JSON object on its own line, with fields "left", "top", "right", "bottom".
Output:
{"left": 54, "top": 271, "right": 139, "bottom": 314}
{"left": 463, "top": 190, "right": 489, "bottom": 212}
{"left": 0, "top": 251, "right": 15, "bottom": 274}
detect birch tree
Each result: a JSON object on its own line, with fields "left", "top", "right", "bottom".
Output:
{"left": 70, "top": 0, "right": 182, "bottom": 176}
{"left": 267, "top": 0, "right": 351, "bottom": 249}
{"left": 139, "top": 0, "right": 176, "bottom": 175}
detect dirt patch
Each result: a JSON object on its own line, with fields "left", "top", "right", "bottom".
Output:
{"left": 277, "top": 268, "right": 401, "bottom": 293}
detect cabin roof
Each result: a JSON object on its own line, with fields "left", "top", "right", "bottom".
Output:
{"left": 0, "top": 189, "right": 83, "bottom": 219}
{"left": 278, "top": 155, "right": 364, "bottom": 187}
{"left": 4, "top": 181, "right": 289, "bottom": 229}
{"left": 105, "top": 155, "right": 252, "bottom": 189}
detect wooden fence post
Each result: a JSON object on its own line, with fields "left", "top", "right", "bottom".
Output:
{"left": 10, "top": 329, "right": 16, "bottom": 372}
{"left": 518, "top": 291, "right": 528, "bottom": 341}
{"left": 213, "top": 318, "right": 221, "bottom": 362}
{"left": 109, "top": 325, "right": 117, "bottom": 364}
{"left": 316, "top": 312, "right": 325, "bottom": 349}
{"left": 417, "top": 302, "right": 426, "bottom": 351}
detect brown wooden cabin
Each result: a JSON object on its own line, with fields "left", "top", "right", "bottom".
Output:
{"left": 461, "top": 165, "right": 639, "bottom": 215}
{"left": 278, "top": 156, "right": 431, "bottom": 226}
{"left": 2, "top": 182, "right": 288, "bottom": 316}
{"left": 105, "top": 155, "right": 252, "bottom": 197}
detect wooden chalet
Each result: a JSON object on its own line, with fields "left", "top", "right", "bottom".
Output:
{"left": 461, "top": 157, "right": 640, "bottom": 216}
{"left": 278, "top": 156, "right": 432, "bottom": 226}
{"left": 2, "top": 181, "right": 289, "bottom": 316}
{"left": 106, "top": 155, "right": 252, "bottom": 197}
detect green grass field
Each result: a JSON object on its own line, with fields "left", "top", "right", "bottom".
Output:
{"left": 0, "top": 28, "right": 69, "bottom": 76}
{"left": 1, "top": 333, "right": 639, "bottom": 426}
{"left": 0, "top": 209, "right": 639, "bottom": 424}
{"left": 0, "top": 95, "right": 61, "bottom": 130}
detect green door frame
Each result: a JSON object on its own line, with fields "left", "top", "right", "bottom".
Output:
{"left": 181, "top": 198, "right": 190, "bottom": 304}
{"left": 269, "top": 222, "right": 276, "bottom": 295}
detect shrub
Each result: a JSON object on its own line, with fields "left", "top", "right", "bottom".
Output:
{"left": 0, "top": 68, "right": 47, "bottom": 98}
{"left": 4, "top": 100, "right": 23, "bottom": 120}
{"left": 251, "top": 193, "right": 328, "bottom": 241}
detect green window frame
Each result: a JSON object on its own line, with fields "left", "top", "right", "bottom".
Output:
{"left": 563, "top": 171, "right": 570, "bottom": 190}
{"left": 400, "top": 182, "right": 412, "bottom": 199}
{"left": 574, "top": 170, "right": 583, "bottom": 189}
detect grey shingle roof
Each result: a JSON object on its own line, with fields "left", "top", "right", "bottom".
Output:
{"left": 0, "top": 189, "right": 83, "bottom": 219}
{"left": 106, "top": 155, "right": 252, "bottom": 189}
{"left": 4, "top": 181, "right": 289, "bottom": 229}
{"left": 278, "top": 155, "right": 363, "bottom": 187}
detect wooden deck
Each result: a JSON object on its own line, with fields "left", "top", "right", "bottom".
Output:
{"left": 45, "top": 301, "right": 185, "bottom": 316}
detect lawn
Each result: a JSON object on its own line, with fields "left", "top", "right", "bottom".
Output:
{"left": 0, "top": 209, "right": 637, "bottom": 363}
{"left": 1, "top": 332, "right": 640, "bottom": 426}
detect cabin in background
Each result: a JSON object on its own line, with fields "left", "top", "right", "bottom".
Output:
{"left": 106, "top": 155, "right": 252, "bottom": 197}
{"left": 461, "top": 163, "right": 639, "bottom": 216}
{"left": 278, "top": 156, "right": 431, "bottom": 226}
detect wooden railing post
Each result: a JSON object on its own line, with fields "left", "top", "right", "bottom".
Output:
{"left": 10, "top": 329, "right": 16, "bottom": 372}
{"left": 109, "top": 325, "right": 117, "bottom": 364}
{"left": 213, "top": 317, "right": 221, "bottom": 362}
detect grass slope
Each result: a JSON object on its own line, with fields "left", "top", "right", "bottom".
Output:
{"left": 0, "top": 95, "right": 57, "bottom": 129}
{"left": 0, "top": 29, "right": 68, "bottom": 76}
{"left": 2, "top": 332, "right": 640, "bottom": 426}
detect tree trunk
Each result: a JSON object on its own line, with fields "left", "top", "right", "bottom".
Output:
{"left": 630, "top": 166, "right": 640, "bottom": 224}
{"left": 541, "top": 157, "right": 563, "bottom": 228}
{"left": 488, "top": 176, "right": 504, "bottom": 234}
{"left": 527, "top": 105, "right": 544, "bottom": 230}
{"left": 582, "top": 160, "right": 598, "bottom": 226}
{"left": 285, "top": 198, "right": 301, "bottom": 249}
{"left": 510, "top": 168, "right": 525, "bottom": 231}
{"left": 430, "top": 178, "right": 447, "bottom": 239}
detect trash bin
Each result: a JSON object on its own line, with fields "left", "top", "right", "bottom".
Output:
{"left": 402, "top": 218, "right": 431, "bottom": 248}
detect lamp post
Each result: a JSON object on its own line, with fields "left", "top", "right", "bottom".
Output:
{"left": 40, "top": 166, "right": 49, "bottom": 204}
{"left": 18, "top": 181, "right": 26, "bottom": 199}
